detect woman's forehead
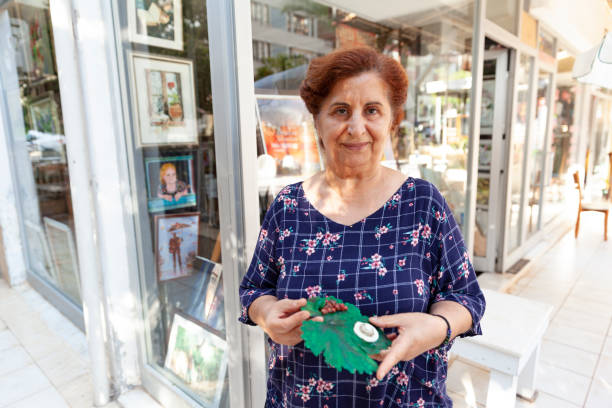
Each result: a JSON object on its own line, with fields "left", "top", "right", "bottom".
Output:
{"left": 326, "top": 72, "right": 391, "bottom": 104}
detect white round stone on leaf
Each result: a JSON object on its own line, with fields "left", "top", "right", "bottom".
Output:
{"left": 353, "top": 321, "right": 379, "bottom": 342}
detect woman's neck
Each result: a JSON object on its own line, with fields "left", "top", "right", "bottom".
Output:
{"left": 323, "top": 165, "right": 385, "bottom": 200}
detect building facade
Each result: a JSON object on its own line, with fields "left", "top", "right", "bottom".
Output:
{"left": 0, "top": 0, "right": 611, "bottom": 407}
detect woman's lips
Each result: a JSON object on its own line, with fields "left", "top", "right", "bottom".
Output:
{"left": 342, "top": 142, "right": 370, "bottom": 151}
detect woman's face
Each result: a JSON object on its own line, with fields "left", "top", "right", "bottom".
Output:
{"left": 315, "top": 71, "right": 394, "bottom": 174}
{"left": 162, "top": 167, "right": 177, "bottom": 184}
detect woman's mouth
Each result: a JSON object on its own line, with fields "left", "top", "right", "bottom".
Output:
{"left": 342, "top": 142, "right": 370, "bottom": 151}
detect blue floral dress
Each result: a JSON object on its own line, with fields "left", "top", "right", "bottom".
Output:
{"left": 239, "top": 177, "right": 486, "bottom": 407}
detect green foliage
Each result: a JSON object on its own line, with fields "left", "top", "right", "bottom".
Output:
{"left": 254, "top": 54, "right": 308, "bottom": 81}
{"left": 300, "top": 296, "right": 391, "bottom": 375}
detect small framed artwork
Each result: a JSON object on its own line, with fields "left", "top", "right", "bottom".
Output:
{"left": 29, "top": 94, "right": 61, "bottom": 134}
{"left": 43, "top": 217, "right": 82, "bottom": 304}
{"left": 155, "top": 212, "right": 200, "bottom": 282}
{"left": 164, "top": 312, "right": 228, "bottom": 408}
{"left": 145, "top": 155, "right": 196, "bottom": 212}
{"left": 129, "top": 52, "right": 197, "bottom": 146}
{"left": 478, "top": 139, "right": 492, "bottom": 169}
{"left": 127, "top": 0, "right": 183, "bottom": 50}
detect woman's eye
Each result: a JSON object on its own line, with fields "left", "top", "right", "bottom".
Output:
{"left": 366, "top": 107, "right": 379, "bottom": 115}
{"left": 335, "top": 108, "right": 348, "bottom": 115}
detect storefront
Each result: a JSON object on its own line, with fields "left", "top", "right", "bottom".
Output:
{"left": 0, "top": 0, "right": 609, "bottom": 407}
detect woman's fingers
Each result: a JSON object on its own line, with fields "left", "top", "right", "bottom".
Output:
{"left": 369, "top": 315, "right": 403, "bottom": 328}
{"left": 376, "top": 346, "right": 403, "bottom": 380}
{"left": 277, "top": 298, "right": 307, "bottom": 314}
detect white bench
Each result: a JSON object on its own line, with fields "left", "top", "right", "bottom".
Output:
{"left": 451, "top": 289, "right": 553, "bottom": 408}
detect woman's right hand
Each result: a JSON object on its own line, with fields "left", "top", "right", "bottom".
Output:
{"left": 249, "top": 296, "right": 313, "bottom": 346}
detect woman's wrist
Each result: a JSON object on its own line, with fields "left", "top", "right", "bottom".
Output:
{"left": 426, "top": 313, "right": 450, "bottom": 349}
{"left": 248, "top": 295, "right": 278, "bottom": 328}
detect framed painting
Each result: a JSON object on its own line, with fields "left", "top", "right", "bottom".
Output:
{"left": 255, "top": 95, "right": 321, "bottom": 176}
{"left": 127, "top": 0, "right": 183, "bottom": 50}
{"left": 29, "top": 94, "right": 61, "bottom": 134}
{"left": 145, "top": 155, "right": 196, "bottom": 212}
{"left": 129, "top": 52, "right": 197, "bottom": 146}
{"left": 43, "top": 217, "right": 81, "bottom": 304}
{"left": 164, "top": 312, "right": 228, "bottom": 408}
{"left": 155, "top": 212, "right": 199, "bottom": 282}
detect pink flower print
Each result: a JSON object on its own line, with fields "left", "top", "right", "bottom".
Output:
{"left": 326, "top": 255, "right": 332, "bottom": 261}
{"left": 461, "top": 261, "right": 469, "bottom": 271}
{"left": 324, "top": 232, "right": 332, "bottom": 240}
{"left": 316, "top": 232, "right": 323, "bottom": 240}
{"left": 331, "top": 233, "right": 340, "bottom": 242}
{"left": 316, "top": 385, "right": 324, "bottom": 393}
{"left": 378, "top": 267, "right": 388, "bottom": 277}
{"left": 426, "top": 252, "right": 431, "bottom": 259}
{"left": 435, "top": 210, "right": 441, "bottom": 220}
{"left": 392, "top": 193, "right": 401, "bottom": 201}
{"left": 277, "top": 256, "right": 284, "bottom": 265}
{"left": 396, "top": 372, "right": 409, "bottom": 386}
{"left": 371, "top": 253, "right": 382, "bottom": 261}
{"left": 379, "top": 225, "right": 389, "bottom": 234}
{"left": 414, "top": 279, "right": 425, "bottom": 295}
{"left": 411, "top": 229, "right": 420, "bottom": 239}
{"left": 398, "top": 258, "right": 406, "bottom": 267}
{"left": 391, "top": 366, "right": 400, "bottom": 376}
{"left": 337, "top": 272, "right": 346, "bottom": 282}
{"left": 308, "top": 378, "right": 316, "bottom": 386}
{"left": 259, "top": 229, "right": 268, "bottom": 242}
{"left": 392, "top": 289, "right": 398, "bottom": 296}
{"left": 324, "top": 382, "right": 333, "bottom": 391}
{"left": 322, "top": 238, "right": 330, "bottom": 246}
{"left": 305, "top": 285, "right": 321, "bottom": 298}
{"left": 449, "top": 235, "right": 453, "bottom": 240}
{"left": 306, "top": 247, "right": 315, "bottom": 255}
{"left": 424, "top": 381, "right": 432, "bottom": 388}
{"left": 417, "top": 397, "right": 425, "bottom": 407}
{"left": 283, "top": 197, "right": 291, "bottom": 206}
{"left": 407, "top": 182, "right": 414, "bottom": 189}
{"left": 291, "top": 199, "right": 298, "bottom": 207}
{"left": 293, "top": 265, "right": 300, "bottom": 273}
{"left": 371, "top": 260, "right": 381, "bottom": 269}
{"left": 283, "top": 229, "right": 291, "bottom": 237}
{"left": 301, "top": 394, "right": 310, "bottom": 402}
{"left": 411, "top": 236, "right": 419, "bottom": 247}
{"left": 258, "top": 263, "right": 264, "bottom": 271}
{"left": 369, "top": 377, "right": 379, "bottom": 387}
{"left": 354, "top": 292, "right": 364, "bottom": 301}
{"left": 409, "top": 202, "right": 414, "bottom": 207}
{"left": 307, "top": 239, "right": 317, "bottom": 248}
{"left": 421, "top": 224, "right": 432, "bottom": 239}
{"left": 374, "top": 233, "right": 381, "bottom": 239}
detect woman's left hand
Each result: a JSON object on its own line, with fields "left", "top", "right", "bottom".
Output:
{"left": 368, "top": 313, "right": 447, "bottom": 380}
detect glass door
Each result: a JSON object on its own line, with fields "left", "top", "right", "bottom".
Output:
{"left": 0, "top": 1, "right": 83, "bottom": 319}
{"left": 111, "top": 1, "right": 231, "bottom": 406}
{"left": 473, "top": 49, "right": 509, "bottom": 272}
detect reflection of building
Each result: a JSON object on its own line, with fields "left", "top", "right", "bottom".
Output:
{"left": 1, "top": 1, "right": 612, "bottom": 407}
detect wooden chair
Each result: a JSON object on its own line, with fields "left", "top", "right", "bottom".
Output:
{"left": 573, "top": 171, "right": 609, "bottom": 241}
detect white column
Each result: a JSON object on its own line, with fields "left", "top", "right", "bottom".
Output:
{"left": 517, "top": 344, "right": 540, "bottom": 400}
{"left": 486, "top": 370, "right": 518, "bottom": 408}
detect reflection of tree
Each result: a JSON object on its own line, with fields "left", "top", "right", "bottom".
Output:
{"left": 255, "top": 54, "right": 307, "bottom": 81}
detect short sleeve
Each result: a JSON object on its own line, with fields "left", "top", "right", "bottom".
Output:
{"left": 238, "top": 199, "right": 281, "bottom": 326}
{"left": 427, "top": 187, "right": 486, "bottom": 338}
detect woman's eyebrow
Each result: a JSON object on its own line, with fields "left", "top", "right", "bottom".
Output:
{"left": 329, "top": 102, "right": 349, "bottom": 108}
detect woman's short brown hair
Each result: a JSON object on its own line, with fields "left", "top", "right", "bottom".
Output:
{"left": 299, "top": 46, "right": 408, "bottom": 128}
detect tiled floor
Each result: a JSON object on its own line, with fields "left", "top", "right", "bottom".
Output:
{"left": 448, "top": 213, "right": 612, "bottom": 407}
{"left": 0, "top": 212, "right": 610, "bottom": 407}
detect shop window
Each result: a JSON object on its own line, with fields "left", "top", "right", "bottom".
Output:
{"left": 542, "top": 84, "right": 577, "bottom": 225}
{"left": 252, "top": 1, "right": 475, "bottom": 230}
{"left": 487, "top": 0, "right": 518, "bottom": 34}
{"left": 253, "top": 40, "right": 271, "bottom": 62}
{"left": 508, "top": 53, "right": 533, "bottom": 250}
{"left": 113, "top": 1, "right": 228, "bottom": 406}
{"left": 251, "top": 1, "right": 269, "bottom": 25}
{"left": 0, "top": 1, "right": 82, "bottom": 306}
{"left": 526, "top": 71, "right": 551, "bottom": 238}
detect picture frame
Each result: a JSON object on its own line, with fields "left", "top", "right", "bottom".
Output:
{"left": 164, "top": 312, "right": 228, "bottom": 408}
{"left": 129, "top": 52, "right": 197, "bottom": 146}
{"left": 255, "top": 94, "right": 321, "bottom": 176}
{"left": 24, "top": 219, "right": 57, "bottom": 283}
{"left": 155, "top": 212, "right": 200, "bottom": 282}
{"left": 145, "top": 155, "right": 197, "bottom": 212}
{"left": 480, "top": 79, "right": 496, "bottom": 130}
{"left": 43, "top": 217, "right": 81, "bottom": 304}
{"left": 478, "top": 139, "right": 492, "bottom": 169}
{"left": 127, "top": 0, "right": 183, "bottom": 51}
{"left": 29, "top": 93, "right": 61, "bottom": 134}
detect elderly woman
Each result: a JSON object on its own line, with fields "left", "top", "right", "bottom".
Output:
{"left": 239, "top": 47, "right": 485, "bottom": 407}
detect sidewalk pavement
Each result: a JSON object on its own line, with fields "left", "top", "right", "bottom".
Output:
{"left": 448, "top": 213, "right": 612, "bottom": 407}
{"left": 0, "top": 213, "right": 610, "bottom": 407}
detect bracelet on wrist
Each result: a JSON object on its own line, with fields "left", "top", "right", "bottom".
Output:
{"left": 431, "top": 313, "right": 452, "bottom": 347}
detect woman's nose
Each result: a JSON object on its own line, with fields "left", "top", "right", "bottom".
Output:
{"left": 347, "top": 112, "right": 366, "bottom": 136}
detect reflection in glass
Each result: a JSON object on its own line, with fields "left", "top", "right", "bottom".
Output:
{"left": 1, "top": 1, "right": 81, "bottom": 305}
{"left": 509, "top": 54, "right": 532, "bottom": 251}
{"left": 252, "top": 0, "right": 475, "bottom": 228}
{"left": 526, "top": 72, "right": 550, "bottom": 237}
{"left": 114, "top": 1, "right": 228, "bottom": 405}
{"left": 486, "top": 0, "right": 518, "bottom": 34}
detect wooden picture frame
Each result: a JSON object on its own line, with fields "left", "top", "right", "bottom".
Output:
{"left": 145, "top": 154, "right": 197, "bottom": 212}
{"left": 129, "top": 52, "right": 197, "bottom": 146}
{"left": 154, "top": 212, "right": 200, "bottom": 282}
{"left": 127, "top": 0, "right": 183, "bottom": 50}
{"left": 43, "top": 217, "right": 81, "bottom": 304}
{"left": 164, "top": 312, "right": 228, "bottom": 408}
